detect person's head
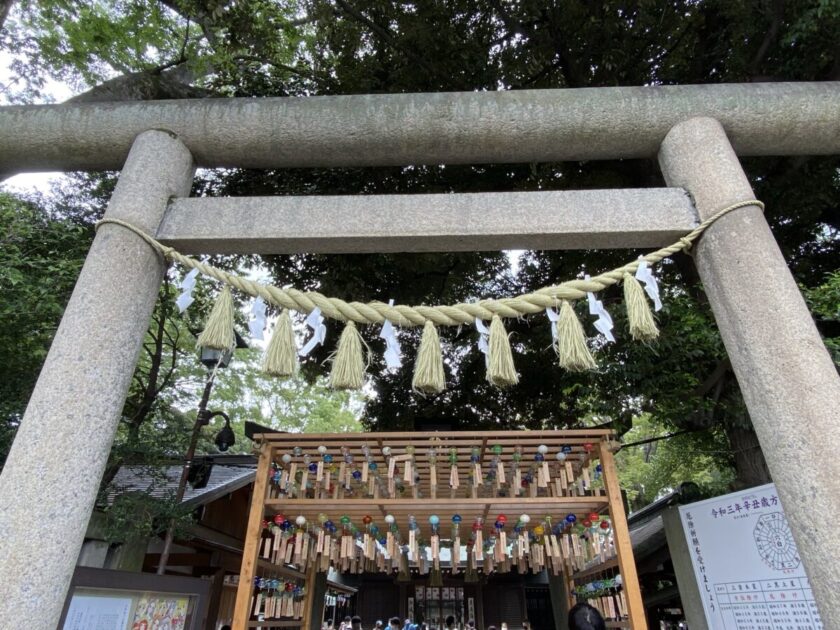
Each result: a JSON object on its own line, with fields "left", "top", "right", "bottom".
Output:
{"left": 523, "top": 622, "right": 529, "bottom": 630}
{"left": 466, "top": 621, "right": 475, "bottom": 629}
{"left": 568, "top": 603, "right": 606, "bottom": 630}
{"left": 375, "top": 622, "right": 383, "bottom": 629}
{"left": 487, "top": 625, "right": 497, "bottom": 630}
{"left": 404, "top": 620, "right": 411, "bottom": 628}
{"left": 501, "top": 624, "right": 508, "bottom": 630}
{"left": 344, "top": 618, "right": 352, "bottom": 625}
{"left": 352, "top": 616, "right": 363, "bottom": 630}
{"left": 390, "top": 617, "right": 402, "bottom": 629}
{"left": 445, "top": 616, "right": 455, "bottom": 628}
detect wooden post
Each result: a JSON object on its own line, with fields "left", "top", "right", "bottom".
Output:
{"left": 598, "top": 442, "right": 646, "bottom": 629}
{"left": 301, "top": 558, "right": 321, "bottom": 630}
{"left": 205, "top": 568, "right": 226, "bottom": 630}
{"left": 233, "top": 442, "right": 273, "bottom": 629}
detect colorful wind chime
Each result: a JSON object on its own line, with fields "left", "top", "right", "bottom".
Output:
{"left": 249, "top": 573, "right": 307, "bottom": 622}
{"left": 256, "top": 504, "right": 617, "bottom": 581}
{"left": 261, "top": 439, "right": 614, "bottom": 581}
{"left": 270, "top": 443, "right": 601, "bottom": 503}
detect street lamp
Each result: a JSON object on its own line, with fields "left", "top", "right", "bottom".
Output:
{"left": 156, "top": 334, "right": 245, "bottom": 575}
{"left": 207, "top": 410, "right": 235, "bottom": 452}
{"left": 199, "top": 347, "right": 233, "bottom": 370}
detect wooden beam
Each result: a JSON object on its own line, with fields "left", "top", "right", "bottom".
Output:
{"left": 143, "top": 552, "right": 212, "bottom": 568}
{"left": 156, "top": 189, "right": 697, "bottom": 254}
{"left": 599, "top": 443, "right": 647, "bottom": 630}
{"left": 233, "top": 442, "right": 273, "bottom": 629}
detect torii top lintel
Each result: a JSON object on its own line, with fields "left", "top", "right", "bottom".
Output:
{"left": 0, "top": 82, "right": 839, "bottom": 174}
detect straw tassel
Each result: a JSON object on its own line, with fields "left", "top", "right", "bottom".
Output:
{"left": 196, "top": 286, "right": 236, "bottom": 350}
{"left": 412, "top": 321, "right": 445, "bottom": 394}
{"left": 329, "top": 321, "right": 366, "bottom": 390}
{"left": 554, "top": 300, "right": 597, "bottom": 371}
{"left": 262, "top": 309, "right": 299, "bottom": 377}
{"left": 487, "top": 315, "right": 518, "bottom": 387}
{"left": 623, "top": 272, "right": 659, "bottom": 341}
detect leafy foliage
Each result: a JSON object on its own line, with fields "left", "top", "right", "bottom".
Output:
{"left": 2, "top": 0, "right": 839, "bottom": 507}
{"left": 0, "top": 192, "right": 90, "bottom": 465}
{"left": 616, "top": 414, "right": 735, "bottom": 512}
{"left": 805, "top": 270, "right": 840, "bottom": 367}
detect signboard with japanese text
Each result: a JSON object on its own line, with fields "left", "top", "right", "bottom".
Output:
{"left": 679, "top": 483, "right": 823, "bottom": 629}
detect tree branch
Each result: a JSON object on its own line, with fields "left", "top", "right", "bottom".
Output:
{"left": 748, "top": 0, "right": 785, "bottom": 76}
{"left": 333, "top": 0, "right": 436, "bottom": 75}
{"left": 618, "top": 428, "right": 703, "bottom": 451}
{"left": 0, "top": 0, "right": 15, "bottom": 31}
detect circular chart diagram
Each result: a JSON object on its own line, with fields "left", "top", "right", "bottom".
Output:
{"left": 753, "top": 512, "right": 800, "bottom": 571}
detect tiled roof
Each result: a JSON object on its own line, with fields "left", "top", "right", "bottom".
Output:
{"left": 108, "top": 456, "right": 257, "bottom": 508}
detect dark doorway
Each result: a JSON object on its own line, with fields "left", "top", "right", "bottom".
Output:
{"left": 525, "top": 587, "right": 554, "bottom": 630}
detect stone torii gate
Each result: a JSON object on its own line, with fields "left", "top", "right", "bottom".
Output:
{"left": 0, "top": 83, "right": 838, "bottom": 630}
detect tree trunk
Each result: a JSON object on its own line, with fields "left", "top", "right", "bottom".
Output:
{"left": 0, "top": 1, "right": 14, "bottom": 31}
{"left": 726, "top": 425, "right": 772, "bottom": 489}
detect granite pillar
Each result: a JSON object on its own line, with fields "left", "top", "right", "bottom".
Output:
{"left": 658, "top": 117, "right": 840, "bottom": 625}
{"left": 0, "top": 130, "right": 194, "bottom": 629}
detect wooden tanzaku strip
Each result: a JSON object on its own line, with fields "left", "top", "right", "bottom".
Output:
{"left": 96, "top": 199, "right": 762, "bottom": 328}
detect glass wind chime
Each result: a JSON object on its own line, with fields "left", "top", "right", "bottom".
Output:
{"left": 263, "top": 442, "right": 612, "bottom": 577}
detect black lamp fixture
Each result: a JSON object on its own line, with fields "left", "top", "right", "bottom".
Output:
{"left": 198, "top": 409, "right": 236, "bottom": 452}
{"left": 214, "top": 414, "right": 236, "bottom": 452}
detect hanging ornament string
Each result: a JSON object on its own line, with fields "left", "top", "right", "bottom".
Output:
{"left": 95, "top": 198, "right": 763, "bottom": 327}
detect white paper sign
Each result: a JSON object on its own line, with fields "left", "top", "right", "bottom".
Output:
{"left": 63, "top": 594, "right": 133, "bottom": 630}
{"left": 679, "top": 483, "right": 823, "bottom": 628}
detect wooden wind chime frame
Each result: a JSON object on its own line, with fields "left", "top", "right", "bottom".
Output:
{"left": 233, "top": 429, "right": 647, "bottom": 629}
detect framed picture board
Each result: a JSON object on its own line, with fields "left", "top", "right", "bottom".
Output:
{"left": 58, "top": 567, "right": 211, "bottom": 630}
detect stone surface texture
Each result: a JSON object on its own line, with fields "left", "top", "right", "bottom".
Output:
{"left": 0, "top": 131, "right": 194, "bottom": 630}
{"left": 1, "top": 82, "right": 839, "bottom": 173}
{"left": 658, "top": 117, "right": 840, "bottom": 624}
{"left": 662, "top": 507, "right": 709, "bottom": 630}
{"left": 157, "top": 188, "right": 698, "bottom": 254}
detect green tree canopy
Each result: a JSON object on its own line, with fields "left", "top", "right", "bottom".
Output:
{"left": 2, "top": 0, "right": 838, "bottom": 501}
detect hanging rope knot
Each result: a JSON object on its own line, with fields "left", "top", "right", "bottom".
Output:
{"left": 678, "top": 236, "right": 694, "bottom": 252}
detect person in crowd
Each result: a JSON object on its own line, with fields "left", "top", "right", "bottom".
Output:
{"left": 403, "top": 619, "right": 412, "bottom": 630}
{"left": 351, "top": 615, "right": 363, "bottom": 630}
{"left": 444, "top": 615, "right": 456, "bottom": 630}
{"left": 568, "top": 603, "right": 606, "bottom": 630}
{"left": 375, "top": 621, "right": 384, "bottom": 630}
{"left": 522, "top": 620, "right": 529, "bottom": 630}
{"left": 466, "top": 620, "right": 475, "bottom": 630}
{"left": 487, "top": 625, "right": 497, "bottom": 630}
{"left": 501, "top": 623, "right": 508, "bottom": 630}
{"left": 389, "top": 617, "right": 402, "bottom": 630}
{"left": 339, "top": 616, "right": 352, "bottom": 630}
